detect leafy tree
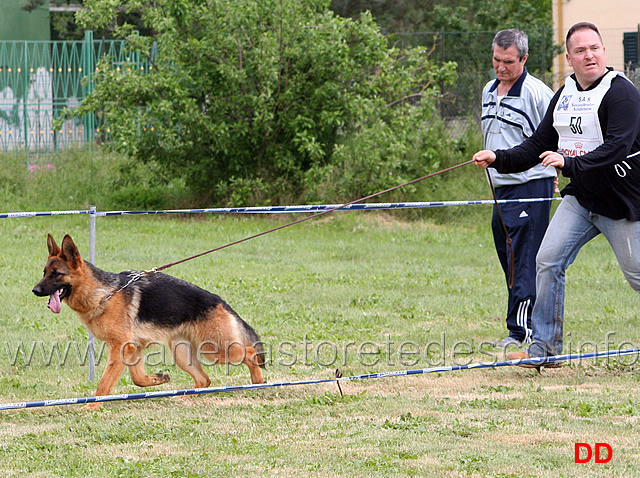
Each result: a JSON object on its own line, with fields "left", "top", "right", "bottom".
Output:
{"left": 427, "top": 0, "right": 559, "bottom": 121}
{"left": 331, "top": 0, "right": 439, "bottom": 34}
{"left": 430, "top": 0, "right": 556, "bottom": 71}
{"left": 330, "top": 0, "right": 558, "bottom": 124}
{"left": 20, "top": 1, "right": 152, "bottom": 40}
{"left": 331, "top": 0, "right": 558, "bottom": 76}
{"left": 72, "top": 0, "right": 456, "bottom": 205}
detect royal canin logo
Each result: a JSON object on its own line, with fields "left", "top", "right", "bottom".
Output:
{"left": 575, "top": 142, "right": 583, "bottom": 149}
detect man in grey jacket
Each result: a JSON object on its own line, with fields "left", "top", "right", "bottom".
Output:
{"left": 481, "top": 29, "right": 556, "bottom": 348}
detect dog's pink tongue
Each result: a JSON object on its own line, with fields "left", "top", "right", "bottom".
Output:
{"left": 48, "top": 291, "right": 61, "bottom": 314}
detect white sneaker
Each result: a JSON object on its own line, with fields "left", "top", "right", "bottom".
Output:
{"left": 494, "top": 336, "right": 522, "bottom": 348}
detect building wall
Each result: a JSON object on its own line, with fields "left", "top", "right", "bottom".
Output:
{"left": 553, "top": 0, "right": 640, "bottom": 87}
{"left": 0, "top": 0, "right": 51, "bottom": 41}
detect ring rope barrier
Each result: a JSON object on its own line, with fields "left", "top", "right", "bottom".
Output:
{"left": 1, "top": 347, "right": 637, "bottom": 411}
{"left": 0, "top": 209, "right": 91, "bottom": 219}
{"left": 0, "top": 198, "right": 561, "bottom": 219}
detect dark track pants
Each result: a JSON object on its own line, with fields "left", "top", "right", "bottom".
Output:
{"left": 491, "top": 178, "right": 554, "bottom": 343}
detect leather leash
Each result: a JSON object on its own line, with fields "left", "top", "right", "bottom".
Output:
{"left": 152, "top": 159, "right": 476, "bottom": 273}
{"left": 102, "top": 159, "right": 476, "bottom": 297}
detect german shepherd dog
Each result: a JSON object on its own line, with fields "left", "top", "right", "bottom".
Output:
{"left": 32, "top": 234, "right": 266, "bottom": 409}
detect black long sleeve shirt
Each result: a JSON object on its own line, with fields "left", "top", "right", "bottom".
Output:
{"left": 492, "top": 70, "right": 640, "bottom": 221}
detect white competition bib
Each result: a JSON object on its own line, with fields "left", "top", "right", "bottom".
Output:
{"left": 553, "top": 70, "right": 618, "bottom": 156}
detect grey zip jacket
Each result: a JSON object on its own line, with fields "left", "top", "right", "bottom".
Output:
{"left": 481, "top": 68, "right": 556, "bottom": 186}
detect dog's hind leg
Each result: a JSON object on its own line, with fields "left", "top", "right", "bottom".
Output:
{"left": 243, "top": 346, "right": 266, "bottom": 384}
{"left": 170, "top": 340, "right": 211, "bottom": 389}
{"left": 224, "top": 343, "right": 266, "bottom": 385}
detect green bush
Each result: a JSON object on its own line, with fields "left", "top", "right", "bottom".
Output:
{"left": 0, "top": 126, "right": 489, "bottom": 221}
{"left": 72, "top": 0, "right": 457, "bottom": 206}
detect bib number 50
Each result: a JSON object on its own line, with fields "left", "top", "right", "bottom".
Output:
{"left": 570, "top": 116, "right": 583, "bottom": 135}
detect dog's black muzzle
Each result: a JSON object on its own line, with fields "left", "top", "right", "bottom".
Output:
{"left": 32, "top": 284, "right": 48, "bottom": 297}
{"left": 32, "top": 281, "right": 69, "bottom": 298}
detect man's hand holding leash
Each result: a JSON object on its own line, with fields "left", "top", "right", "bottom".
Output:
{"left": 472, "top": 150, "right": 564, "bottom": 169}
{"left": 472, "top": 150, "right": 496, "bottom": 169}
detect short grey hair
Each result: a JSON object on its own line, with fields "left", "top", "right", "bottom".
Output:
{"left": 492, "top": 29, "right": 529, "bottom": 60}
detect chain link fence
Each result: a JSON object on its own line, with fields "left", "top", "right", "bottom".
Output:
{"left": 0, "top": 32, "right": 153, "bottom": 153}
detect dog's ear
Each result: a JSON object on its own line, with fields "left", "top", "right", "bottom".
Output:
{"left": 47, "top": 234, "right": 61, "bottom": 256}
{"left": 60, "top": 234, "right": 82, "bottom": 268}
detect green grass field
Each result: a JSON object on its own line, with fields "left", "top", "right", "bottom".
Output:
{"left": 0, "top": 151, "right": 639, "bottom": 476}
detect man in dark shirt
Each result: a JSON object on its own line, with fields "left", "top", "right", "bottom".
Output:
{"left": 473, "top": 22, "right": 640, "bottom": 366}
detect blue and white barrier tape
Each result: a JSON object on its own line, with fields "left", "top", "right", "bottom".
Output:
{"left": 94, "top": 198, "right": 561, "bottom": 216}
{"left": 1, "top": 347, "right": 636, "bottom": 411}
{"left": 0, "top": 210, "right": 91, "bottom": 219}
{"left": 1, "top": 198, "right": 561, "bottom": 219}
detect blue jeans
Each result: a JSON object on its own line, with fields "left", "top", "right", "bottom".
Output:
{"left": 527, "top": 195, "right": 640, "bottom": 357}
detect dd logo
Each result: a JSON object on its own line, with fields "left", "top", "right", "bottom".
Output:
{"left": 574, "top": 443, "right": 612, "bottom": 463}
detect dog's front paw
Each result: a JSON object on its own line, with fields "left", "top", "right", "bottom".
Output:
{"left": 83, "top": 402, "right": 102, "bottom": 411}
{"left": 153, "top": 372, "right": 170, "bottom": 384}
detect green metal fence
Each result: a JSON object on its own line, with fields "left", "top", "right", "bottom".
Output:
{"left": 0, "top": 31, "right": 152, "bottom": 153}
